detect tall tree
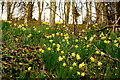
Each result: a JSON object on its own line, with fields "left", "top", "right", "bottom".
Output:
{"left": 64, "top": 1, "right": 70, "bottom": 25}
{"left": 38, "top": 0, "right": 44, "bottom": 23}
{"left": 7, "top": 2, "right": 11, "bottom": 20}
{"left": 95, "top": 2, "right": 102, "bottom": 24}
{"left": 50, "top": 1, "right": 56, "bottom": 26}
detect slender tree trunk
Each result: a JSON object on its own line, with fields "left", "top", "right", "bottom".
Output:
{"left": 64, "top": 1, "right": 70, "bottom": 25}
{"left": 38, "top": 1, "right": 44, "bottom": 23}
{"left": 103, "top": 2, "right": 108, "bottom": 25}
{"left": 7, "top": 2, "right": 11, "bottom": 20}
{"left": 95, "top": 2, "right": 102, "bottom": 24}
{"left": 24, "top": 2, "right": 29, "bottom": 25}
{"left": 28, "top": 2, "right": 34, "bottom": 20}
{"left": 50, "top": 1, "right": 56, "bottom": 26}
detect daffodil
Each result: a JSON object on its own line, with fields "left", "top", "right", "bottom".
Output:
{"left": 72, "top": 62, "right": 77, "bottom": 67}
{"left": 101, "top": 52, "right": 105, "bottom": 55}
{"left": 77, "top": 72, "right": 80, "bottom": 75}
{"left": 38, "top": 31, "right": 41, "bottom": 33}
{"left": 63, "top": 63, "right": 66, "bottom": 67}
{"left": 95, "top": 50, "right": 100, "bottom": 54}
{"left": 79, "top": 62, "right": 85, "bottom": 68}
{"left": 75, "top": 39, "right": 78, "bottom": 42}
{"left": 61, "top": 39, "right": 65, "bottom": 42}
{"left": 52, "top": 34, "right": 55, "bottom": 37}
{"left": 15, "top": 38, "right": 18, "bottom": 41}
{"left": 114, "top": 40, "right": 117, "bottom": 43}
{"left": 28, "top": 67, "right": 32, "bottom": 71}
{"left": 57, "top": 48, "right": 60, "bottom": 51}
{"left": 61, "top": 51, "right": 64, "bottom": 54}
{"left": 85, "top": 36, "right": 87, "bottom": 40}
{"left": 97, "top": 61, "right": 102, "bottom": 66}
{"left": 89, "top": 37, "right": 94, "bottom": 41}
{"left": 57, "top": 44, "right": 60, "bottom": 48}
{"left": 64, "top": 36, "right": 69, "bottom": 39}
{"left": 52, "top": 43, "right": 56, "bottom": 46}
{"left": 62, "top": 56, "right": 65, "bottom": 59}
{"left": 90, "top": 57, "right": 95, "bottom": 62}
{"left": 56, "top": 33, "right": 59, "bottom": 36}
{"left": 69, "top": 67, "right": 73, "bottom": 70}
{"left": 58, "top": 56, "right": 63, "bottom": 61}
{"left": 75, "top": 45, "right": 78, "bottom": 48}
{"left": 101, "top": 36, "right": 106, "bottom": 39}
{"left": 81, "top": 72, "right": 85, "bottom": 77}
{"left": 76, "top": 54, "right": 81, "bottom": 60}
{"left": 49, "top": 40, "right": 53, "bottom": 43}
{"left": 86, "top": 44, "right": 90, "bottom": 47}
{"left": 71, "top": 53, "right": 76, "bottom": 57}
{"left": 115, "top": 43, "right": 119, "bottom": 47}
{"left": 47, "top": 47, "right": 51, "bottom": 50}
{"left": 27, "top": 34, "right": 32, "bottom": 38}
{"left": 104, "top": 40, "right": 110, "bottom": 44}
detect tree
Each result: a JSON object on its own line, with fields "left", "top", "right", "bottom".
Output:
{"left": 38, "top": 0, "right": 44, "bottom": 23}
{"left": 64, "top": 1, "right": 70, "bottom": 25}
{"left": 50, "top": 1, "right": 56, "bottom": 26}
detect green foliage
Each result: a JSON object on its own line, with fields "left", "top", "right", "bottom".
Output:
{"left": 2, "top": 21, "right": 120, "bottom": 79}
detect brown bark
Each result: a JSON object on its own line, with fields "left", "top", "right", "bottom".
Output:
{"left": 64, "top": 1, "right": 70, "bottom": 25}
{"left": 50, "top": 1, "right": 56, "bottom": 26}
{"left": 38, "top": 1, "right": 44, "bottom": 23}
{"left": 95, "top": 2, "right": 102, "bottom": 24}
{"left": 7, "top": 2, "right": 12, "bottom": 20}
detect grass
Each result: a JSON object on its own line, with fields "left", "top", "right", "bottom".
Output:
{"left": 1, "top": 20, "right": 120, "bottom": 79}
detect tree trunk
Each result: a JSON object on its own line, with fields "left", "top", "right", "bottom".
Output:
{"left": 38, "top": 1, "right": 44, "bottom": 23}
{"left": 95, "top": 2, "right": 102, "bottom": 24}
{"left": 28, "top": 2, "right": 34, "bottom": 20}
{"left": 64, "top": 1, "right": 70, "bottom": 25}
{"left": 24, "top": 2, "right": 29, "bottom": 25}
{"left": 50, "top": 1, "right": 56, "bottom": 26}
{"left": 7, "top": 2, "right": 11, "bottom": 20}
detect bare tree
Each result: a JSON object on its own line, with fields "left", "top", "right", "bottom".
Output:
{"left": 50, "top": 1, "right": 56, "bottom": 26}
{"left": 38, "top": 0, "right": 44, "bottom": 23}
{"left": 64, "top": 1, "right": 70, "bottom": 25}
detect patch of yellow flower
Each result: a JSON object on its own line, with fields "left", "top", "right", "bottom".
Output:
{"left": 49, "top": 40, "right": 53, "bottom": 43}
{"left": 69, "top": 67, "right": 73, "bottom": 70}
{"left": 114, "top": 40, "right": 117, "bottom": 43}
{"left": 27, "top": 34, "right": 32, "bottom": 38}
{"left": 90, "top": 57, "right": 95, "bottom": 62}
{"left": 101, "top": 36, "right": 106, "bottom": 39}
{"left": 58, "top": 56, "right": 63, "bottom": 61}
{"left": 28, "top": 67, "right": 32, "bottom": 71}
{"left": 75, "top": 45, "right": 78, "bottom": 48}
{"left": 77, "top": 72, "right": 80, "bottom": 75}
{"left": 79, "top": 62, "right": 85, "bottom": 68}
{"left": 95, "top": 50, "right": 100, "bottom": 54}
{"left": 81, "top": 72, "right": 85, "bottom": 77}
{"left": 89, "top": 37, "right": 94, "bottom": 41}
{"left": 75, "top": 39, "right": 79, "bottom": 42}
{"left": 115, "top": 43, "right": 119, "bottom": 47}
{"left": 72, "top": 62, "right": 77, "bottom": 67}
{"left": 76, "top": 54, "right": 81, "bottom": 60}
{"left": 63, "top": 63, "right": 66, "bottom": 67}
{"left": 97, "top": 61, "right": 102, "bottom": 66}
{"left": 71, "top": 53, "right": 76, "bottom": 57}
{"left": 101, "top": 52, "right": 105, "bottom": 55}
{"left": 57, "top": 48, "right": 60, "bottom": 51}
{"left": 47, "top": 47, "right": 51, "bottom": 51}
{"left": 104, "top": 40, "right": 110, "bottom": 44}
{"left": 39, "top": 48, "right": 44, "bottom": 53}
{"left": 61, "top": 51, "right": 64, "bottom": 54}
